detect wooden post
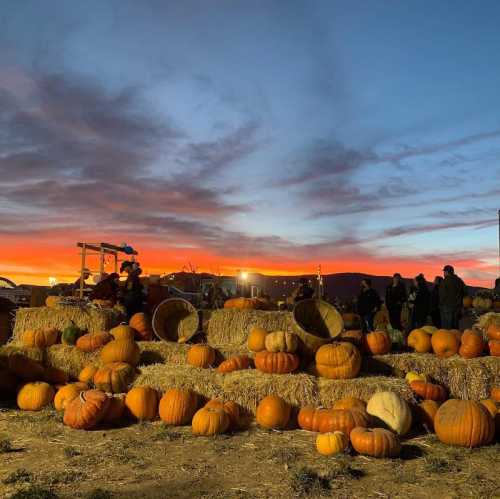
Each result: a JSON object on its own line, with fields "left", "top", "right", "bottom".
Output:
{"left": 79, "top": 244, "right": 86, "bottom": 299}
{"left": 114, "top": 253, "right": 118, "bottom": 273}
{"left": 100, "top": 244, "right": 105, "bottom": 278}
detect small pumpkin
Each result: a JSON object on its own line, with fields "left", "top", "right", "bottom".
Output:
{"left": 110, "top": 324, "right": 136, "bottom": 341}
{"left": 264, "top": 331, "right": 298, "bottom": 353}
{"left": 341, "top": 313, "right": 362, "bottom": 330}
{"left": 22, "top": 328, "right": 59, "bottom": 348}
{"left": 256, "top": 395, "right": 290, "bottom": 430}
{"left": 421, "top": 325, "right": 437, "bottom": 335}
{"left": 487, "top": 323, "right": 500, "bottom": 341}
{"left": 247, "top": 326, "right": 268, "bottom": 352}
{"left": 254, "top": 351, "right": 299, "bottom": 374}
{"left": 63, "top": 389, "right": 110, "bottom": 430}
{"left": 431, "top": 329, "right": 460, "bottom": 358}
{"left": 489, "top": 340, "right": 500, "bottom": 356}
{"left": 491, "top": 386, "right": 500, "bottom": 402}
{"left": 192, "top": 407, "right": 229, "bottom": 436}
{"left": 17, "top": 382, "right": 55, "bottom": 411}
{"left": 100, "top": 339, "right": 141, "bottom": 366}
{"left": 416, "top": 399, "right": 440, "bottom": 432}
{"left": 93, "top": 362, "right": 136, "bottom": 393}
{"left": 8, "top": 355, "right": 45, "bottom": 382}
{"left": 79, "top": 364, "right": 99, "bottom": 385}
{"left": 366, "top": 391, "right": 412, "bottom": 436}
{"left": 407, "top": 329, "right": 432, "bottom": 353}
{"left": 187, "top": 344, "right": 216, "bottom": 368}
{"left": 410, "top": 381, "right": 447, "bottom": 402}
{"left": 350, "top": 427, "right": 401, "bottom": 458}
{"left": 224, "top": 297, "right": 262, "bottom": 310}
{"left": 316, "top": 431, "right": 348, "bottom": 456}
{"left": 102, "top": 394, "right": 126, "bottom": 423}
{"left": 76, "top": 332, "right": 112, "bottom": 353}
{"left": 44, "top": 366, "right": 70, "bottom": 385}
{"left": 459, "top": 329, "right": 485, "bottom": 359}
{"left": 434, "top": 399, "right": 494, "bottom": 447}
{"left": 129, "top": 313, "right": 153, "bottom": 341}
{"left": 338, "top": 329, "right": 363, "bottom": 347}
{"left": 297, "top": 406, "right": 330, "bottom": 432}
{"left": 125, "top": 386, "right": 158, "bottom": 421}
{"left": 315, "top": 343, "right": 361, "bottom": 379}
{"left": 217, "top": 355, "right": 251, "bottom": 374}
{"left": 204, "top": 399, "right": 240, "bottom": 429}
{"left": 332, "top": 397, "right": 366, "bottom": 412}
{"left": 317, "top": 408, "right": 371, "bottom": 436}
{"left": 54, "top": 383, "right": 88, "bottom": 411}
{"left": 61, "top": 323, "right": 83, "bottom": 345}
{"left": 159, "top": 388, "right": 198, "bottom": 425}
{"left": 405, "top": 372, "right": 428, "bottom": 384}
{"left": 362, "top": 330, "right": 391, "bottom": 355}
{"left": 45, "top": 296, "right": 62, "bottom": 308}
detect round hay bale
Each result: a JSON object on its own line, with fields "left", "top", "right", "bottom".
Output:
{"left": 152, "top": 298, "right": 199, "bottom": 343}
{"left": 292, "top": 299, "right": 343, "bottom": 355}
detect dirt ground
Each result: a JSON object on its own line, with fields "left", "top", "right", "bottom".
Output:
{"left": 0, "top": 403, "right": 499, "bottom": 499}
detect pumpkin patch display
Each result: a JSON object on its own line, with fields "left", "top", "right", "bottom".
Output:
{"left": 332, "top": 397, "right": 366, "bottom": 412}
{"left": 434, "top": 399, "right": 494, "bottom": 447}
{"left": 100, "top": 339, "right": 141, "bottom": 366}
{"left": 407, "top": 329, "right": 432, "bottom": 353}
{"left": 76, "top": 332, "right": 112, "bottom": 353}
{"left": 125, "top": 386, "right": 158, "bottom": 421}
{"left": 410, "top": 381, "right": 447, "bottom": 402}
{"left": 362, "top": 330, "right": 391, "bottom": 355}
{"left": 416, "top": 400, "right": 440, "bottom": 432}
{"left": 316, "top": 431, "right": 348, "bottom": 456}
{"left": 17, "top": 382, "right": 55, "bottom": 411}
{"left": 110, "top": 324, "right": 136, "bottom": 341}
{"left": 54, "top": 383, "right": 88, "bottom": 411}
{"left": 247, "top": 326, "right": 268, "bottom": 352}
{"left": 192, "top": 407, "right": 230, "bottom": 436}
{"left": 350, "top": 427, "right": 401, "bottom": 458}
{"left": 22, "top": 328, "right": 59, "bottom": 348}
{"left": 315, "top": 343, "right": 361, "bottom": 379}
{"left": 61, "top": 323, "right": 83, "bottom": 346}
{"left": 204, "top": 400, "right": 240, "bottom": 429}
{"left": 459, "top": 329, "right": 485, "bottom": 359}
{"left": 366, "top": 391, "right": 412, "bottom": 436}
{"left": 129, "top": 313, "right": 152, "bottom": 341}
{"left": 317, "top": 408, "right": 371, "bottom": 436}
{"left": 79, "top": 364, "right": 99, "bottom": 385}
{"left": 264, "top": 331, "right": 298, "bottom": 353}
{"left": 256, "top": 395, "right": 290, "bottom": 430}
{"left": 93, "top": 362, "right": 135, "bottom": 393}
{"left": 254, "top": 351, "right": 299, "bottom": 374}
{"left": 217, "top": 355, "right": 251, "bottom": 374}
{"left": 489, "top": 340, "right": 500, "bottom": 357}
{"left": 159, "top": 388, "right": 198, "bottom": 425}
{"left": 8, "top": 355, "right": 45, "bottom": 382}
{"left": 187, "top": 344, "right": 216, "bottom": 368}
{"left": 63, "top": 389, "right": 110, "bottom": 430}
{"left": 297, "top": 406, "right": 330, "bottom": 432}
{"left": 431, "top": 329, "right": 460, "bottom": 358}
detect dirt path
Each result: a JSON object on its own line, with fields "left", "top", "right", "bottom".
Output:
{"left": 0, "top": 406, "right": 499, "bottom": 499}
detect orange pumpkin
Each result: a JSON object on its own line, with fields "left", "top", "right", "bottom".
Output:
{"left": 479, "top": 399, "right": 498, "bottom": 418}
{"left": 44, "top": 367, "right": 70, "bottom": 385}
{"left": 350, "top": 427, "right": 401, "bottom": 458}
{"left": 159, "top": 388, "right": 198, "bottom": 425}
{"left": 256, "top": 395, "right": 290, "bottom": 430}
{"left": 93, "top": 362, "right": 135, "bottom": 393}
{"left": 224, "top": 297, "right": 262, "bottom": 310}
{"left": 78, "top": 364, "right": 99, "bottom": 385}
{"left": 129, "top": 313, "right": 153, "bottom": 341}
{"left": 459, "top": 329, "right": 485, "bottom": 359}
{"left": 102, "top": 394, "right": 126, "bottom": 423}
{"left": 254, "top": 351, "right": 299, "bottom": 374}
{"left": 486, "top": 323, "right": 500, "bottom": 341}
{"left": 489, "top": 340, "right": 500, "bottom": 357}
{"left": 315, "top": 343, "right": 361, "bottom": 379}
{"left": 332, "top": 397, "right": 366, "bottom": 412}
{"left": 110, "top": 325, "right": 136, "bottom": 341}
{"left": 317, "top": 408, "right": 371, "bottom": 436}
{"left": 491, "top": 386, "right": 500, "bottom": 402}
{"left": 297, "top": 406, "right": 330, "bottom": 432}
{"left": 100, "top": 339, "right": 141, "bottom": 366}
{"left": 410, "top": 381, "right": 447, "bottom": 402}
{"left": 341, "top": 313, "right": 362, "bottom": 330}
{"left": 434, "top": 399, "right": 494, "bottom": 447}
{"left": 407, "top": 329, "right": 432, "bottom": 353}
{"left": 204, "top": 399, "right": 240, "bottom": 429}
{"left": 338, "top": 330, "right": 363, "bottom": 348}
{"left": 54, "top": 383, "right": 88, "bottom": 411}
{"left": 125, "top": 386, "right": 158, "bottom": 421}
{"left": 22, "top": 328, "right": 59, "bottom": 348}
{"left": 17, "top": 382, "right": 55, "bottom": 411}
{"left": 431, "top": 329, "right": 460, "bottom": 358}
{"left": 362, "top": 331, "right": 391, "bottom": 355}
{"left": 63, "top": 389, "right": 110, "bottom": 430}
{"left": 192, "top": 407, "right": 229, "bottom": 436}
{"left": 415, "top": 399, "right": 440, "bottom": 432}
{"left": 247, "top": 327, "right": 268, "bottom": 352}
{"left": 76, "top": 332, "right": 112, "bottom": 353}
{"left": 217, "top": 355, "right": 251, "bottom": 374}
{"left": 187, "top": 344, "right": 216, "bottom": 368}
{"left": 8, "top": 354, "right": 45, "bottom": 382}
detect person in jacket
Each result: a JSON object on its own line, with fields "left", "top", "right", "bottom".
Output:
{"left": 430, "top": 276, "right": 443, "bottom": 328}
{"left": 89, "top": 273, "right": 120, "bottom": 304}
{"left": 439, "top": 265, "right": 466, "bottom": 329}
{"left": 70, "top": 268, "right": 91, "bottom": 295}
{"left": 292, "top": 278, "right": 315, "bottom": 303}
{"left": 412, "top": 274, "right": 430, "bottom": 329}
{"left": 385, "top": 273, "right": 407, "bottom": 331}
{"left": 357, "top": 278, "right": 381, "bottom": 332}
{"left": 120, "top": 261, "right": 144, "bottom": 319}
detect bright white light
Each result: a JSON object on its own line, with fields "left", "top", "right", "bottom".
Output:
{"left": 240, "top": 271, "right": 248, "bottom": 281}
{"left": 48, "top": 277, "right": 58, "bottom": 287}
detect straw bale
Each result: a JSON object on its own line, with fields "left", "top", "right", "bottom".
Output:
{"left": 203, "top": 309, "right": 292, "bottom": 348}
{"left": 12, "top": 306, "right": 123, "bottom": 341}
{"left": 363, "top": 353, "right": 500, "bottom": 400}
{"left": 44, "top": 345, "right": 100, "bottom": 378}
{"left": 0, "top": 344, "right": 44, "bottom": 368}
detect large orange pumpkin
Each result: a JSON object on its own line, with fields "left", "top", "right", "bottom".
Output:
{"left": 22, "top": 328, "right": 59, "bottom": 348}
{"left": 17, "top": 382, "right": 55, "bottom": 411}
{"left": 315, "top": 343, "right": 361, "bottom": 379}
{"left": 297, "top": 406, "right": 330, "bottom": 432}
{"left": 110, "top": 324, "right": 136, "bottom": 341}
{"left": 410, "top": 381, "right": 448, "bottom": 402}
{"left": 125, "top": 386, "right": 158, "bottom": 421}
{"left": 362, "top": 331, "right": 391, "bottom": 355}
{"left": 247, "top": 327, "right": 268, "bottom": 352}
{"left": 93, "top": 362, "right": 135, "bottom": 393}
{"left": 434, "top": 399, "right": 494, "bottom": 447}
{"left": 459, "top": 329, "right": 485, "bottom": 359}
{"left": 488, "top": 340, "right": 500, "bottom": 356}
{"left": 407, "top": 329, "right": 432, "bottom": 353}
{"left": 159, "top": 388, "right": 198, "bottom": 425}
{"left": 129, "top": 313, "right": 153, "bottom": 341}
{"left": 431, "top": 329, "right": 460, "bottom": 358}
{"left": 254, "top": 351, "right": 299, "bottom": 374}
{"left": 204, "top": 399, "right": 240, "bottom": 429}
{"left": 100, "top": 339, "right": 141, "bottom": 366}
{"left": 415, "top": 399, "right": 440, "bottom": 432}
{"left": 217, "top": 355, "right": 251, "bottom": 374}
{"left": 317, "top": 408, "right": 371, "bottom": 436}
{"left": 256, "top": 395, "right": 290, "bottom": 429}
{"left": 487, "top": 323, "right": 500, "bottom": 341}
{"left": 76, "top": 332, "right": 112, "bottom": 353}
{"left": 54, "top": 383, "right": 88, "bottom": 411}
{"left": 192, "top": 407, "right": 229, "bottom": 436}
{"left": 316, "top": 431, "right": 349, "bottom": 456}
{"left": 63, "top": 389, "right": 110, "bottom": 430}
{"left": 350, "top": 427, "right": 401, "bottom": 458}
{"left": 186, "top": 344, "right": 216, "bottom": 368}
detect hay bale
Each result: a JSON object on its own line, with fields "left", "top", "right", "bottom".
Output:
{"left": 152, "top": 298, "right": 199, "bottom": 342}
{"left": 12, "top": 306, "right": 123, "bottom": 341}
{"left": 363, "top": 353, "right": 500, "bottom": 400}
{"left": 45, "top": 345, "right": 100, "bottom": 378}
{"left": 203, "top": 309, "right": 292, "bottom": 348}
{"left": 317, "top": 375, "right": 415, "bottom": 407}
{"left": 0, "top": 344, "right": 44, "bottom": 368}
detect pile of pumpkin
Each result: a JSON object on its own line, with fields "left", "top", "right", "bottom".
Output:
{"left": 407, "top": 324, "right": 500, "bottom": 358}
{"left": 463, "top": 294, "right": 500, "bottom": 312}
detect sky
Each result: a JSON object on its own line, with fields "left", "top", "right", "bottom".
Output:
{"left": 0, "top": 0, "right": 499, "bottom": 286}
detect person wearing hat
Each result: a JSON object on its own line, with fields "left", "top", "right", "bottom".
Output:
{"left": 71, "top": 268, "right": 92, "bottom": 294}
{"left": 89, "top": 273, "right": 120, "bottom": 304}
{"left": 120, "top": 260, "right": 144, "bottom": 318}
{"left": 438, "top": 265, "right": 466, "bottom": 329}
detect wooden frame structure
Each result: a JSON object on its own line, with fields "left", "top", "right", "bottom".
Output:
{"left": 76, "top": 242, "right": 138, "bottom": 298}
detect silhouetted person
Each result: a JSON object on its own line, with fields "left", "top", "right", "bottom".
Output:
{"left": 357, "top": 279, "right": 381, "bottom": 332}
{"left": 439, "top": 265, "right": 466, "bottom": 329}
{"left": 90, "top": 273, "right": 120, "bottom": 304}
{"left": 71, "top": 268, "right": 91, "bottom": 295}
{"left": 412, "top": 274, "right": 430, "bottom": 329}
{"left": 494, "top": 277, "right": 500, "bottom": 297}
{"left": 385, "top": 273, "right": 407, "bottom": 331}
{"left": 292, "top": 278, "right": 315, "bottom": 303}
{"left": 120, "top": 261, "right": 144, "bottom": 319}
{"left": 430, "top": 276, "right": 443, "bottom": 328}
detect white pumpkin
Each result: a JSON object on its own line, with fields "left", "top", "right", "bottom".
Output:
{"left": 366, "top": 391, "right": 412, "bottom": 436}
{"left": 264, "top": 331, "right": 299, "bottom": 353}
